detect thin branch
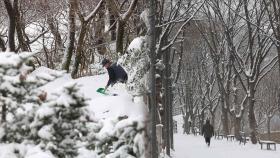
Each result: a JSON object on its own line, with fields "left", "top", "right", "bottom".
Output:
{"left": 121, "top": 0, "right": 138, "bottom": 21}
{"left": 161, "top": 0, "right": 206, "bottom": 52}
{"left": 28, "top": 30, "right": 49, "bottom": 44}
{"left": 85, "top": 0, "right": 105, "bottom": 22}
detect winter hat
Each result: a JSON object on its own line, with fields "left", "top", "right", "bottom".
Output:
{"left": 101, "top": 58, "right": 110, "bottom": 67}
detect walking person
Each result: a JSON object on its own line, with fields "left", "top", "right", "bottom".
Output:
{"left": 101, "top": 58, "right": 128, "bottom": 91}
{"left": 202, "top": 119, "right": 214, "bottom": 147}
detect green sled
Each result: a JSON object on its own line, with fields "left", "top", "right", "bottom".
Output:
{"left": 96, "top": 87, "right": 118, "bottom": 96}
{"left": 96, "top": 88, "right": 107, "bottom": 95}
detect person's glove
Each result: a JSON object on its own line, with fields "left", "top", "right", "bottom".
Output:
{"left": 104, "top": 85, "right": 108, "bottom": 92}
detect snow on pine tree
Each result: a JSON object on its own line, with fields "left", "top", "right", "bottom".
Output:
{"left": 30, "top": 82, "right": 96, "bottom": 158}
{"left": 85, "top": 116, "right": 146, "bottom": 158}
{"left": 118, "top": 36, "right": 149, "bottom": 94}
{"left": 0, "top": 52, "right": 60, "bottom": 143}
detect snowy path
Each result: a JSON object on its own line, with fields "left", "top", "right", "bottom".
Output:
{"left": 173, "top": 134, "right": 280, "bottom": 158}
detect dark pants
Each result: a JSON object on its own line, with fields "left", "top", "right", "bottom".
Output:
{"left": 205, "top": 137, "right": 211, "bottom": 146}
{"left": 119, "top": 74, "right": 128, "bottom": 83}
{"left": 112, "top": 75, "right": 128, "bottom": 87}
{"left": 123, "top": 74, "right": 128, "bottom": 83}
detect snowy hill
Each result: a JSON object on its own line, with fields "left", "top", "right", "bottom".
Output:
{"left": 34, "top": 67, "right": 147, "bottom": 119}
{"left": 0, "top": 66, "right": 147, "bottom": 158}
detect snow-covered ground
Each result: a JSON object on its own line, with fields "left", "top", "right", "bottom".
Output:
{"left": 0, "top": 66, "right": 147, "bottom": 158}
{"left": 36, "top": 67, "right": 147, "bottom": 119}
{"left": 173, "top": 115, "right": 280, "bottom": 158}
{"left": 173, "top": 134, "right": 280, "bottom": 158}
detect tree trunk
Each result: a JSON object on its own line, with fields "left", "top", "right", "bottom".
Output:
{"left": 62, "top": 0, "right": 77, "bottom": 72}
{"left": 1, "top": 104, "right": 6, "bottom": 123}
{"left": 211, "top": 112, "right": 215, "bottom": 130}
{"left": 94, "top": 12, "right": 106, "bottom": 55}
{"left": 163, "top": 40, "right": 170, "bottom": 156}
{"left": 277, "top": 46, "right": 280, "bottom": 78}
{"left": 15, "top": 22, "right": 30, "bottom": 51}
{"left": 3, "top": 0, "right": 17, "bottom": 52}
{"left": 181, "top": 107, "right": 189, "bottom": 134}
{"left": 184, "top": 114, "right": 190, "bottom": 134}
{"left": 267, "top": 117, "right": 271, "bottom": 140}
{"left": 71, "top": 22, "right": 88, "bottom": 78}
{"left": 0, "top": 37, "right": 6, "bottom": 51}
{"left": 116, "top": 20, "right": 125, "bottom": 54}
{"left": 248, "top": 94, "right": 258, "bottom": 144}
{"left": 1, "top": 92, "right": 7, "bottom": 123}
{"left": 47, "top": 17, "right": 63, "bottom": 52}
{"left": 147, "top": 0, "right": 158, "bottom": 156}
{"left": 234, "top": 117, "right": 242, "bottom": 140}
{"left": 170, "top": 92, "right": 174, "bottom": 149}
{"left": 221, "top": 97, "right": 229, "bottom": 135}
{"left": 185, "top": 83, "right": 192, "bottom": 134}
{"left": 14, "top": 4, "right": 30, "bottom": 52}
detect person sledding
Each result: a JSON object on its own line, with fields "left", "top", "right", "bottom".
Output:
{"left": 99, "top": 58, "right": 128, "bottom": 94}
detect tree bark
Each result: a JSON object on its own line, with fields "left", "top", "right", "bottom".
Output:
{"left": 147, "top": 0, "right": 158, "bottom": 156}
{"left": 71, "top": 0, "right": 104, "bottom": 77}
{"left": 3, "top": 0, "right": 17, "bottom": 52}
{"left": 47, "top": 17, "right": 63, "bottom": 52}
{"left": 234, "top": 117, "right": 242, "bottom": 140}
{"left": 0, "top": 37, "right": 6, "bottom": 51}
{"left": 106, "top": 0, "right": 138, "bottom": 54}
{"left": 267, "top": 117, "right": 271, "bottom": 140}
{"left": 248, "top": 92, "right": 258, "bottom": 144}
{"left": 1, "top": 92, "right": 7, "bottom": 123}
{"left": 71, "top": 22, "right": 87, "bottom": 78}
{"left": 170, "top": 92, "right": 174, "bottom": 149}
{"left": 62, "top": 0, "right": 77, "bottom": 72}
{"left": 163, "top": 39, "right": 170, "bottom": 156}
{"left": 221, "top": 96, "right": 229, "bottom": 135}
{"left": 211, "top": 112, "right": 215, "bottom": 130}
{"left": 116, "top": 20, "right": 125, "bottom": 54}
{"left": 14, "top": 3, "right": 30, "bottom": 52}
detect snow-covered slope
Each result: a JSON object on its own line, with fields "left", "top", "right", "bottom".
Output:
{"left": 33, "top": 67, "right": 147, "bottom": 119}
{"left": 0, "top": 67, "right": 147, "bottom": 158}
{"left": 75, "top": 75, "right": 147, "bottom": 119}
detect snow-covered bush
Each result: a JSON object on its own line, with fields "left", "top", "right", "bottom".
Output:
{"left": 118, "top": 36, "right": 150, "bottom": 94}
{"left": 30, "top": 83, "right": 96, "bottom": 157}
{"left": 0, "top": 52, "right": 60, "bottom": 143}
{"left": 0, "top": 143, "right": 56, "bottom": 158}
{"left": 29, "top": 81, "right": 147, "bottom": 157}
{"left": 87, "top": 116, "right": 146, "bottom": 158}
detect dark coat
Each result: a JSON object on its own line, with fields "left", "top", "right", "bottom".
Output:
{"left": 106, "top": 63, "right": 128, "bottom": 87}
{"left": 202, "top": 122, "right": 214, "bottom": 138}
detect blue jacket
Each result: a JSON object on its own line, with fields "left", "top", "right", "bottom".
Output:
{"left": 106, "top": 63, "right": 128, "bottom": 87}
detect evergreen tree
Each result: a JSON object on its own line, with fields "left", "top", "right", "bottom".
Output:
{"left": 30, "top": 83, "right": 95, "bottom": 158}
{"left": 0, "top": 52, "right": 59, "bottom": 143}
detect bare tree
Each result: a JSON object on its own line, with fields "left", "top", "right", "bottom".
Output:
{"left": 196, "top": 6, "right": 232, "bottom": 135}
{"left": 71, "top": 0, "right": 104, "bottom": 78}
{"left": 105, "top": 0, "right": 138, "bottom": 54}
{"left": 258, "top": 72, "right": 279, "bottom": 139}
{"left": 262, "top": 0, "right": 280, "bottom": 74}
